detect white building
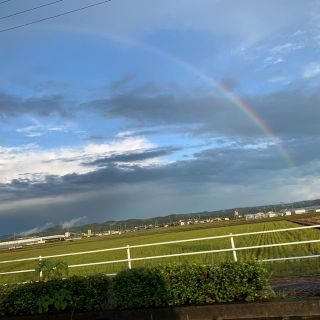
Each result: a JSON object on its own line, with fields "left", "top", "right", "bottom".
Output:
{"left": 295, "top": 209, "right": 306, "bottom": 214}
{"left": 0, "top": 235, "right": 65, "bottom": 249}
{"left": 267, "top": 212, "right": 278, "bottom": 218}
{"left": 244, "top": 212, "right": 267, "bottom": 220}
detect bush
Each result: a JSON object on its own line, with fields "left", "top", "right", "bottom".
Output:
{"left": 0, "top": 262, "right": 272, "bottom": 316}
{"left": 112, "top": 268, "right": 167, "bottom": 309}
{"left": 157, "top": 262, "right": 270, "bottom": 305}
{"left": 0, "top": 274, "right": 111, "bottom": 316}
{"left": 112, "top": 262, "right": 271, "bottom": 309}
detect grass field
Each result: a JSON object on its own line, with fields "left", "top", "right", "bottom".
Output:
{"left": 0, "top": 219, "right": 320, "bottom": 283}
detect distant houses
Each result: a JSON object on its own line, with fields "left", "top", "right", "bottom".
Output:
{"left": 244, "top": 206, "right": 320, "bottom": 220}
{"left": 2, "top": 205, "right": 320, "bottom": 250}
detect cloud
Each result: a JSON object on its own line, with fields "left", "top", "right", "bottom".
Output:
{"left": 83, "top": 146, "right": 180, "bottom": 167}
{"left": 0, "top": 134, "right": 320, "bottom": 234}
{"left": 85, "top": 82, "right": 320, "bottom": 139}
{"left": 19, "top": 222, "right": 54, "bottom": 236}
{"left": 61, "top": 216, "right": 87, "bottom": 229}
{"left": 263, "top": 56, "right": 284, "bottom": 66}
{"left": 0, "top": 92, "right": 69, "bottom": 119}
{"left": 269, "top": 42, "right": 304, "bottom": 54}
{"left": 0, "top": 137, "right": 155, "bottom": 183}
{"left": 16, "top": 123, "right": 68, "bottom": 137}
{"left": 303, "top": 62, "right": 320, "bottom": 79}
{"left": 267, "top": 76, "right": 291, "bottom": 84}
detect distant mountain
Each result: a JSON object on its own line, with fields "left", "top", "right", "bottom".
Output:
{"left": 13, "top": 198, "right": 320, "bottom": 238}
{"left": 0, "top": 234, "right": 11, "bottom": 241}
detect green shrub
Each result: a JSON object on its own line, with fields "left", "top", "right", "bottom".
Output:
{"left": 112, "top": 268, "right": 167, "bottom": 309}
{"left": 157, "top": 262, "right": 270, "bottom": 305}
{"left": 0, "top": 274, "right": 111, "bottom": 316}
{"left": 0, "top": 262, "right": 271, "bottom": 316}
{"left": 112, "top": 262, "right": 271, "bottom": 309}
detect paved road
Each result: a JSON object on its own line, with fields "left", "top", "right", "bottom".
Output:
{"left": 271, "top": 276, "right": 320, "bottom": 297}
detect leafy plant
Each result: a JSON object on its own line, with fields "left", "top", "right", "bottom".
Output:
{"left": 0, "top": 274, "right": 111, "bottom": 316}
{"left": 112, "top": 268, "right": 167, "bottom": 309}
{"left": 37, "top": 288, "right": 72, "bottom": 313}
{"left": 157, "top": 262, "right": 271, "bottom": 305}
{"left": 0, "top": 262, "right": 272, "bottom": 316}
{"left": 35, "top": 259, "right": 69, "bottom": 282}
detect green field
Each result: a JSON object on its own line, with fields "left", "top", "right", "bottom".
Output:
{"left": 0, "top": 219, "right": 320, "bottom": 283}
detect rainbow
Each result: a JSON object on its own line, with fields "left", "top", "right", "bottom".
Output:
{"left": 98, "top": 33, "right": 294, "bottom": 166}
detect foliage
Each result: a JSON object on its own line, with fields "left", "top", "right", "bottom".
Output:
{"left": 0, "top": 274, "right": 111, "bottom": 316}
{"left": 158, "top": 262, "right": 271, "bottom": 305}
{"left": 110, "top": 261, "right": 271, "bottom": 309}
{"left": 35, "top": 259, "right": 69, "bottom": 282}
{"left": 0, "top": 262, "right": 271, "bottom": 316}
{"left": 112, "top": 268, "right": 167, "bottom": 309}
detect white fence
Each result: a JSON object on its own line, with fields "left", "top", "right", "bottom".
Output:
{"left": 0, "top": 224, "right": 320, "bottom": 278}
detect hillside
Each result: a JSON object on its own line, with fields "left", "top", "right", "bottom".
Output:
{"left": 16, "top": 198, "right": 320, "bottom": 238}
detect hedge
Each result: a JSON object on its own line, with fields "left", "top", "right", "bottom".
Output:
{"left": 0, "top": 262, "right": 272, "bottom": 316}
{"left": 0, "top": 274, "right": 111, "bottom": 316}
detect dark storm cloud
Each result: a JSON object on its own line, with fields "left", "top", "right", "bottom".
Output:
{"left": 85, "top": 83, "right": 320, "bottom": 139}
{"left": 1, "top": 138, "right": 319, "bottom": 234}
{"left": 0, "top": 91, "right": 69, "bottom": 118}
{"left": 0, "top": 141, "right": 294, "bottom": 203}
{"left": 108, "top": 73, "right": 136, "bottom": 93}
{"left": 2, "top": 80, "right": 319, "bottom": 139}
{"left": 250, "top": 88, "right": 320, "bottom": 137}
{"left": 83, "top": 146, "right": 181, "bottom": 167}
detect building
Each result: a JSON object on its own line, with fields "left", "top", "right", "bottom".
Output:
{"left": 267, "top": 212, "right": 278, "bottom": 218}
{"left": 0, "top": 234, "right": 65, "bottom": 249}
{"left": 295, "top": 209, "right": 306, "bottom": 214}
{"left": 244, "top": 212, "right": 267, "bottom": 220}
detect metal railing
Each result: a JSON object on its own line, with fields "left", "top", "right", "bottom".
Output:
{"left": 0, "top": 224, "right": 319, "bottom": 278}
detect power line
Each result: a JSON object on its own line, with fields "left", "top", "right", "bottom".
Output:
{"left": 0, "top": 0, "right": 112, "bottom": 34}
{"left": 0, "top": 0, "right": 64, "bottom": 21}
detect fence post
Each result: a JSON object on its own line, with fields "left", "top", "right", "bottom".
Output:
{"left": 126, "top": 245, "right": 132, "bottom": 269}
{"left": 229, "top": 233, "right": 238, "bottom": 262}
{"left": 38, "top": 256, "right": 43, "bottom": 280}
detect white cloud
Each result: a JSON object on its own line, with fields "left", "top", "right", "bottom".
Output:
{"left": 269, "top": 42, "right": 304, "bottom": 54}
{"left": 263, "top": 56, "right": 284, "bottom": 65}
{"left": 19, "top": 222, "right": 54, "bottom": 236}
{"left": 61, "top": 216, "right": 87, "bottom": 229}
{"left": 303, "top": 62, "right": 320, "bottom": 78}
{"left": 0, "top": 137, "right": 156, "bottom": 183}
{"left": 116, "top": 131, "right": 135, "bottom": 138}
{"left": 267, "top": 76, "right": 291, "bottom": 85}
{"left": 16, "top": 124, "right": 68, "bottom": 137}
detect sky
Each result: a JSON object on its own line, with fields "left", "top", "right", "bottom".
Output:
{"left": 0, "top": 0, "right": 320, "bottom": 235}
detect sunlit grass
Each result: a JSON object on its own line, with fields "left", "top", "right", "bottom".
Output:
{"left": 0, "top": 219, "right": 319, "bottom": 283}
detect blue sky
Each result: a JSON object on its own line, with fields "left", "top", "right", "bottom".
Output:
{"left": 0, "top": 0, "right": 320, "bottom": 235}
